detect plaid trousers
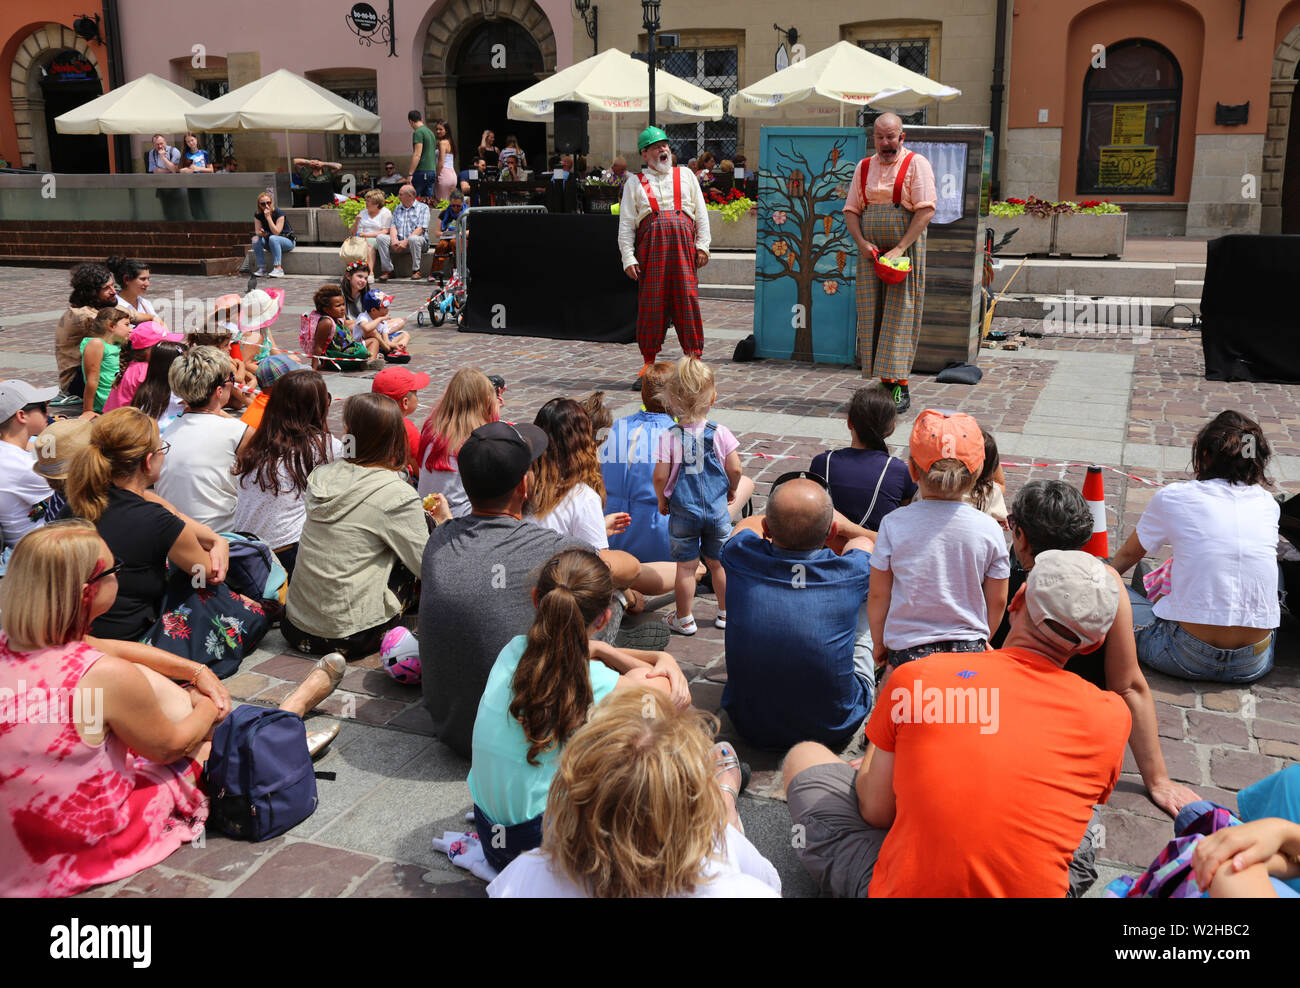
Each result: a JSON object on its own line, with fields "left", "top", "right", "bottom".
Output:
{"left": 634, "top": 209, "right": 704, "bottom": 363}
{"left": 855, "top": 203, "right": 927, "bottom": 381}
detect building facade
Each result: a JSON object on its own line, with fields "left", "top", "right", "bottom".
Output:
{"left": 1004, "top": 0, "right": 1300, "bottom": 236}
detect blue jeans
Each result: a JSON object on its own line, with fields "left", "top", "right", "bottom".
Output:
{"left": 473, "top": 804, "right": 543, "bottom": 873}
{"left": 412, "top": 170, "right": 437, "bottom": 198}
{"left": 253, "top": 235, "right": 294, "bottom": 268}
{"left": 1127, "top": 586, "right": 1275, "bottom": 683}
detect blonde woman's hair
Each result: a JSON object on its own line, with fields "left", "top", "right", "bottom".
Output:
{"left": 365, "top": 189, "right": 387, "bottom": 206}
{"left": 0, "top": 519, "right": 105, "bottom": 651}
{"left": 66, "top": 407, "right": 160, "bottom": 522}
{"left": 418, "top": 367, "right": 498, "bottom": 472}
{"left": 911, "top": 456, "right": 976, "bottom": 500}
{"left": 543, "top": 690, "right": 728, "bottom": 898}
{"left": 661, "top": 356, "right": 716, "bottom": 423}
{"left": 169, "top": 344, "right": 230, "bottom": 407}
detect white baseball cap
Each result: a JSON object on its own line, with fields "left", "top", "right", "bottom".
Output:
{"left": 0, "top": 380, "right": 59, "bottom": 423}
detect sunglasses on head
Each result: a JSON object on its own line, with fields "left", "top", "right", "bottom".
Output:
{"left": 770, "top": 470, "right": 829, "bottom": 492}
{"left": 87, "top": 557, "right": 125, "bottom": 584}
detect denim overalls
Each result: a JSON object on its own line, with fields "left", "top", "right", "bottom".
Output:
{"left": 668, "top": 422, "right": 732, "bottom": 562}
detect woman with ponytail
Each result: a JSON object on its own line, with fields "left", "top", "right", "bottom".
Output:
{"left": 468, "top": 548, "right": 681, "bottom": 872}
{"left": 66, "top": 407, "right": 230, "bottom": 640}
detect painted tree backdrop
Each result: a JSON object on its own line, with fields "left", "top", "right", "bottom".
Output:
{"left": 756, "top": 137, "right": 858, "bottom": 361}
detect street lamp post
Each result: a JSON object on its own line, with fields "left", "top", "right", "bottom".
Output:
{"left": 642, "top": 0, "right": 661, "bottom": 127}
{"left": 574, "top": 0, "right": 597, "bottom": 57}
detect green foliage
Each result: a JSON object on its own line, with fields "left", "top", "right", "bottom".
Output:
{"left": 706, "top": 196, "right": 756, "bottom": 223}
{"left": 332, "top": 195, "right": 449, "bottom": 229}
{"left": 991, "top": 196, "right": 1123, "bottom": 217}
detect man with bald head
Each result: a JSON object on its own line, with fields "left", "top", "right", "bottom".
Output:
{"left": 720, "top": 473, "right": 876, "bottom": 751}
{"left": 391, "top": 183, "right": 432, "bottom": 280}
{"left": 842, "top": 113, "right": 937, "bottom": 414}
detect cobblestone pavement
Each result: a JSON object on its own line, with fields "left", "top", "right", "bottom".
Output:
{"left": 4, "top": 265, "right": 1296, "bottom": 897}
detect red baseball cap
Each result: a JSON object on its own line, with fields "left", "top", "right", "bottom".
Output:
{"left": 909, "top": 409, "right": 985, "bottom": 475}
{"left": 372, "top": 367, "right": 431, "bottom": 401}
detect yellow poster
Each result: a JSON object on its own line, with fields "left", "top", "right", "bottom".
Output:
{"left": 1111, "top": 103, "right": 1147, "bottom": 146}
{"left": 1098, "top": 146, "right": 1157, "bottom": 187}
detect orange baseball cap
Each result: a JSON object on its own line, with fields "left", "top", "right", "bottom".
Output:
{"left": 909, "top": 409, "right": 984, "bottom": 475}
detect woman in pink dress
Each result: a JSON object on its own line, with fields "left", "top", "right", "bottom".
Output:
{"left": 433, "top": 120, "right": 458, "bottom": 202}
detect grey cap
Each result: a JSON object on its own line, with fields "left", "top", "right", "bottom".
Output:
{"left": 1025, "top": 550, "right": 1119, "bottom": 653}
{"left": 0, "top": 380, "right": 58, "bottom": 423}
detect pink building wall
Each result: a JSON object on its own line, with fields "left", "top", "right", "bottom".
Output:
{"left": 116, "top": 0, "right": 574, "bottom": 167}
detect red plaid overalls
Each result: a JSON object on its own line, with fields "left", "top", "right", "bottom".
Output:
{"left": 634, "top": 167, "right": 704, "bottom": 364}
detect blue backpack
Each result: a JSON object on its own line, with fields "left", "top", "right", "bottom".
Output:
{"left": 204, "top": 706, "right": 318, "bottom": 842}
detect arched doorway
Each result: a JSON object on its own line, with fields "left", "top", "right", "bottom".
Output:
{"left": 453, "top": 20, "right": 546, "bottom": 168}
{"left": 8, "top": 26, "right": 108, "bottom": 171}
{"left": 40, "top": 49, "right": 109, "bottom": 173}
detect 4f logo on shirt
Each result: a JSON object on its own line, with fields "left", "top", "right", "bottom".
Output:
{"left": 956, "top": 670, "right": 977, "bottom": 679}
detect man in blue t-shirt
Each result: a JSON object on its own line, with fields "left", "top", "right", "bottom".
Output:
{"left": 721, "top": 475, "right": 876, "bottom": 751}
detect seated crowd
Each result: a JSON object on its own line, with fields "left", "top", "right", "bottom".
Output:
{"left": 1, "top": 263, "right": 1296, "bottom": 898}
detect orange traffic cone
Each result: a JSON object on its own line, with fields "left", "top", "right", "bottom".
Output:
{"left": 1082, "top": 465, "right": 1109, "bottom": 558}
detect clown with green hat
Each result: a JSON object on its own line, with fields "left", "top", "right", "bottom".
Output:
{"left": 616, "top": 125, "right": 713, "bottom": 386}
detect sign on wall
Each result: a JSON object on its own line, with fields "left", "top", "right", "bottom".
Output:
{"left": 46, "top": 50, "right": 97, "bottom": 84}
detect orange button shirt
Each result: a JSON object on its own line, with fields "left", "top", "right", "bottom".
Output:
{"left": 865, "top": 646, "right": 1130, "bottom": 898}
{"left": 843, "top": 152, "right": 937, "bottom": 214}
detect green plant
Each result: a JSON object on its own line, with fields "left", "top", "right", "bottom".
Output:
{"left": 707, "top": 196, "right": 755, "bottom": 223}
{"left": 991, "top": 196, "right": 1123, "bottom": 217}
{"left": 334, "top": 194, "right": 449, "bottom": 229}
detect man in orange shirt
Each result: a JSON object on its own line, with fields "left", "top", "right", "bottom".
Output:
{"left": 783, "top": 550, "right": 1131, "bottom": 897}
{"left": 842, "top": 113, "right": 937, "bottom": 413}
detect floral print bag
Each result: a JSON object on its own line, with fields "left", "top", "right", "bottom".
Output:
{"left": 143, "top": 565, "right": 271, "bottom": 678}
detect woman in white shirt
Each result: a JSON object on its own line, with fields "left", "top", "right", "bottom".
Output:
{"left": 488, "top": 688, "right": 779, "bottom": 898}
{"left": 231, "top": 369, "right": 341, "bottom": 575}
{"left": 351, "top": 190, "right": 396, "bottom": 281}
{"left": 108, "top": 256, "right": 163, "bottom": 327}
{"left": 1112, "top": 411, "right": 1280, "bottom": 683}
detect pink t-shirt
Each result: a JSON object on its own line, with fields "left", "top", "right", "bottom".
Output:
{"left": 843, "top": 152, "right": 937, "bottom": 214}
{"left": 655, "top": 421, "right": 738, "bottom": 497}
{"left": 102, "top": 361, "right": 148, "bottom": 412}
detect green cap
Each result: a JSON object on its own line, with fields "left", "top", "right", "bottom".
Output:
{"left": 638, "top": 126, "right": 670, "bottom": 152}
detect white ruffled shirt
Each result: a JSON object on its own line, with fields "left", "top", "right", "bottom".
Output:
{"left": 617, "top": 165, "right": 711, "bottom": 270}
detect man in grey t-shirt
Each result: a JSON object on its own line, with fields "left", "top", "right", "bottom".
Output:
{"left": 420, "top": 422, "right": 652, "bottom": 759}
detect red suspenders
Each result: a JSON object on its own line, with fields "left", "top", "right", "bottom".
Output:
{"left": 858, "top": 151, "right": 914, "bottom": 209}
{"left": 638, "top": 167, "right": 683, "bottom": 214}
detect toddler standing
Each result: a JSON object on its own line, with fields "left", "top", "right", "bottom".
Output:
{"left": 868, "top": 409, "right": 1010, "bottom": 675}
{"left": 652, "top": 357, "right": 743, "bottom": 635}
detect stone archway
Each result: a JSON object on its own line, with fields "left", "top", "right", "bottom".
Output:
{"left": 421, "top": 0, "right": 557, "bottom": 157}
{"left": 1262, "top": 24, "right": 1300, "bottom": 233}
{"left": 9, "top": 24, "right": 105, "bottom": 170}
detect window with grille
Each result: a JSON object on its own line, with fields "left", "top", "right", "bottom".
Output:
{"left": 192, "top": 79, "right": 234, "bottom": 162}
{"left": 333, "top": 88, "right": 379, "bottom": 158}
{"left": 661, "top": 47, "right": 738, "bottom": 163}
{"left": 856, "top": 39, "right": 929, "bottom": 127}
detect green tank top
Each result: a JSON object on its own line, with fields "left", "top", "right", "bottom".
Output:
{"left": 80, "top": 337, "right": 122, "bottom": 413}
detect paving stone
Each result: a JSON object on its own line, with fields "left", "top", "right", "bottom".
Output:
{"left": 1209, "top": 749, "right": 1282, "bottom": 791}
{"left": 222, "top": 672, "right": 271, "bottom": 700}
{"left": 164, "top": 833, "right": 288, "bottom": 882}
{"left": 228, "top": 841, "right": 379, "bottom": 897}
{"left": 1251, "top": 719, "right": 1300, "bottom": 744}
{"left": 251, "top": 652, "right": 317, "bottom": 682}
{"left": 1158, "top": 739, "right": 1203, "bottom": 785}
{"left": 1186, "top": 710, "right": 1249, "bottom": 748}
{"left": 107, "top": 871, "right": 219, "bottom": 898}
{"left": 1253, "top": 698, "right": 1298, "bottom": 721}
{"left": 340, "top": 666, "right": 423, "bottom": 702}
{"left": 1096, "top": 807, "right": 1174, "bottom": 871}
{"left": 387, "top": 703, "right": 436, "bottom": 735}
{"left": 1200, "top": 690, "right": 1243, "bottom": 712}
{"left": 349, "top": 862, "right": 486, "bottom": 898}
{"left": 1259, "top": 739, "right": 1300, "bottom": 760}
{"left": 1103, "top": 776, "right": 1170, "bottom": 820}
{"left": 1154, "top": 701, "right": 1185, "bottom": 739}
{"left": 688, "top": 679, "right": 724, "bottom": 712}
{"left": 1146, "top": 681, "right": 1197, "bottom": 708}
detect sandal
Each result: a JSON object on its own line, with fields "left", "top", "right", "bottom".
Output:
{"left": 664, "top": 613, "right": 697, "bottom": 636}
{"left": 712, "top": 742, "right": 752, "bottom": 833}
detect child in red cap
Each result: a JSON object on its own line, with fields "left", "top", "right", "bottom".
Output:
{"left": 373, "top": 366, "right": 431, "bottom": 475}
{"left": 866, "top": 409, "right": 1010, "bottom": 681}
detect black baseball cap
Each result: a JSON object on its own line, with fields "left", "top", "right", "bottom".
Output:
{"left": 459, "top": 421, "right": 549, "bottom": 501}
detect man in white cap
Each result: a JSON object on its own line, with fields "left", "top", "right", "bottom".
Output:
{"left": 617, "top": 126, "right": 711, "bottom": 385}
{"left": 0, "top": 380, "right": 59, "bottom": 548}
{"left": 782, "top": 549, "right": 1132, "bottom": 898}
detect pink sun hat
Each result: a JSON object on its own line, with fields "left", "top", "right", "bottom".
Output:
{"left": 240, "top": 288, "right": 285, "bottom": 332}
{"left": 128, "top": 321, "right": 184, "bottom": 349}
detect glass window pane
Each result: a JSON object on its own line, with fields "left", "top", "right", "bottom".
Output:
{"left": 856, "top": 40, "right": 929, "bottom": 126}
{"left": 659, "top": 46, "right": 737, "bottom": 166}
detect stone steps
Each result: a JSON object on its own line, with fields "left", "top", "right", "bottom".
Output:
{"left": 994, "top": 293, "right": 1201, "bottom": 326}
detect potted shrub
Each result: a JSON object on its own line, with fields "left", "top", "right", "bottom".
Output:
{"left": 1053, "top": 199, "right": 1127, "bottom": 258}
{"left": 987, "top": 197, "right": 1055, "bottom": 255}
{"left": 705, "top": 187, "right": 757, "bottom": 250}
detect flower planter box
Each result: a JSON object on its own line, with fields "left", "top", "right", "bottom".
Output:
{"left": 709, "top": 210, "right": 757, "bottom": 250}
{"left": 987, "top": 213, "right": 1054, "bottom": 256}
{"left": 1052, "top": 212, "right": 1128, "bottom": 258}
{"left": 315, "top": 208, "right": 347, "bottom": 245}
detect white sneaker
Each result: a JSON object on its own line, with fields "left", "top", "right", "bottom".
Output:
{"left": 715, "top": 610, "right": 727, "bottom": 629}
{"left": 268, "top": 267, "right": 285, "bottom": 278}
{"left": 253, "top": 267, "right": 266, "bottom": 276}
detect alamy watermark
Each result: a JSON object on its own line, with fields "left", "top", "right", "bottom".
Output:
{"left": 1043, "top": 291, "right": 1152, "bottom": 343}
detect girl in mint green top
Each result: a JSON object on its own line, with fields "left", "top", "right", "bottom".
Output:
{"left": 80, "top": 307, "right": 131, "bottom": 413}
{"left": 468, "top": 549, "right": 674, "bottom": 864}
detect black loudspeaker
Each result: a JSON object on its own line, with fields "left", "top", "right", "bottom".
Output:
{"left": 554, "top": 101, "right": 589, "bottom": 155}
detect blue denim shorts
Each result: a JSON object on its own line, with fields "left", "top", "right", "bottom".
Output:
{"left": 1134, "top": 614, "right": 1274, "bottom": 684}
{"left": 473, "top": 804, "right": 543, "bottom": 873}
{"left": 668, "top": 508, "right": 732, "bottom": 562}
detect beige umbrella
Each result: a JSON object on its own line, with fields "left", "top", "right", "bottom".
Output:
{"left": 508, "top": 48, "right": 722, "bottom": 157}
{"left": 53, "top": 72, "right": 210, "bottom": 134}
{"left": 728, "top": 40, "right": 961, "bottom": 126}
{"left": 185, "top": 68, "right": 381, "bottom": 175}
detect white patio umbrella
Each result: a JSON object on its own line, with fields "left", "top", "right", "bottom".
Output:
{"left": 508, "top": 48, "right": 722, "bottom": 157}
{"left": 727, "top": 40, "right": 961, "bottom": 125}
{"left": 185, "top": 68, "right": 382, "bottom": 176}
{"left": 53, "top": 72, "right": 210, "bottom": 134}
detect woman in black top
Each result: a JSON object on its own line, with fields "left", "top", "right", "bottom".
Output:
{"left": 252, "top": 192, "right": 296, "bottom": 278}
{"left": 65, "top": 407, "right": 229, "bottom": 640}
